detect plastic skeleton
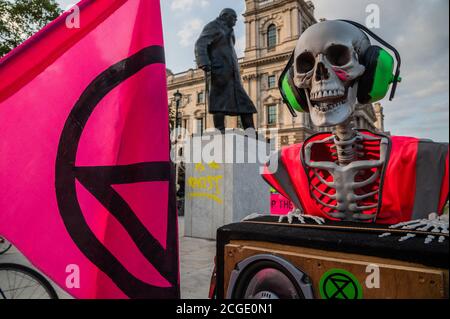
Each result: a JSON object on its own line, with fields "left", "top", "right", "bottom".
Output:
{"left": 302, "top": 124, "right": 388, "bottom": 222}
{"left": 276, "top": 21, "right": 448, "bottom": 243}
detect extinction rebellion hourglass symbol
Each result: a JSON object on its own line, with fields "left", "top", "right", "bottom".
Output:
{"left": 55, "top": 46, "right": 178, "bottom": 299}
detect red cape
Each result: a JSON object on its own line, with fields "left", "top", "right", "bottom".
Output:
{"left": 263, "top": 131, "right": 449, "bottom": 225}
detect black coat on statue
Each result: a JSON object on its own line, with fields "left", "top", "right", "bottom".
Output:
{"left": 195, "top": 18, "right": 257, "bottom": 115}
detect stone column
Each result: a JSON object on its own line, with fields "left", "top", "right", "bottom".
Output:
{"left": 251, "top": 20, "right": 256, "bottom": 48}
{"left": 292, "top": 7, "right": 300, "bottom": 38}
{"left": 285, "top": 8, "right": 292, "bottom": 39}
{"left": 245, "top": 21, "right": 251, "bottom": 50}
{"left": 255, "top": 19, "right": 260, "bottom": 58}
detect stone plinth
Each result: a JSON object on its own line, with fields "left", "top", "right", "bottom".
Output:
{"left": 184, "top": 130, "right": 271, "bottom": 240}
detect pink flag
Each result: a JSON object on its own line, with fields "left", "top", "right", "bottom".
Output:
{"left": 0, "top": 0, "right": 179, "bottom": 299}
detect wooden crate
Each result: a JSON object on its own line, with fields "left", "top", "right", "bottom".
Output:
{"left": 224, "top": 240, "right": 449, "bottom": 299}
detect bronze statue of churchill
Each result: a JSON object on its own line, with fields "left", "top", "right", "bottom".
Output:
{"left": 195, "top": 8, "right": 257, "bottom": 132}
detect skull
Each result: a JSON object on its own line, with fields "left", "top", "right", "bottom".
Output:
{"left": 293, "top": 20, "right": 370, "bottom": 127}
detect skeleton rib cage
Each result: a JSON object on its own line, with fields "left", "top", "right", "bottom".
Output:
{"left": 303, "top": 132, "right": 389, "bottom": 222}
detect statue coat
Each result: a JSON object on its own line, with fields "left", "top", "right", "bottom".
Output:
{"left": 195, "top": 18, "right": 257, "bottom": 115}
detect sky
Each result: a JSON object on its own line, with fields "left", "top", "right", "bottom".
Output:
{"left": 56, "top": 0, "right": 449, "bottom": 142}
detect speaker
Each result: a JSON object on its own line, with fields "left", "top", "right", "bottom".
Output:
{"left": 226, "top": 254, "right": 314, "bottom": 299}
{"left": 216, "top": 216, "right": 449, "bottom": 299}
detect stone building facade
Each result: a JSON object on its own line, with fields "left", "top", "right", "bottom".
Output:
{"left": 167, "top": 0, "right": 385, "bottom": 149}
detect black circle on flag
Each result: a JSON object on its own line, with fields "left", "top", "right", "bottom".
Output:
{"left": 55, "top": 46, "right": 179, "bottom": 299}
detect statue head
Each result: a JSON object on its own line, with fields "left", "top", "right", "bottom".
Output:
{"left": 219, "top": 8, "right": 238, "bottom": 28}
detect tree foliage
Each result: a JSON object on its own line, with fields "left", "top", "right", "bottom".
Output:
{"left": 0, "top": 0, "right": 61, "bottom": 57}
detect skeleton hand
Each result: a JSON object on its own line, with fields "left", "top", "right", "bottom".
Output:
{"left": 241, "top": 213, "right": 265, "bottom": 222}
{"left": 379, "top": 213, "right": 449, "bottom": 244}
{"left": 278, "top": 208, "right": 325, "bottom": 225}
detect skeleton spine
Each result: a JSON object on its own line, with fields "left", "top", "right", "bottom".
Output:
{"left": 333, "top": 118, "right": 358, "bottom": 166}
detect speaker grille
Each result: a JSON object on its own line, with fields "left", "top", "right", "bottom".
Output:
{"left": 227, "top": 254, "right": 314, "bottom": 299}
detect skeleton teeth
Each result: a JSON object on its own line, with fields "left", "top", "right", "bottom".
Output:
{"left": 311, "top": 89, "right": 345, "bottom": 100}
{"left": 325, "top": 89, "right": 344, "bottom": 98}
{"left": 313, "top": 99, "right": 346, "bottom": 113}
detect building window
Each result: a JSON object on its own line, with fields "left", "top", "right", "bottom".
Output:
{"left": 196, "top": 117, "right": 204, "bottom": 134}
{"left": 266, "top": 137, "right": 277, "bottom": 151}
{"left": 267, "top": 105, "right": 277, "bottom": 125}
{"left": 237, "top": 116, "right": 243, "bottom": 129}
{"left": 267, "top": 24, "right": 277, "bottom": 49}
{"left": 197, "top": 91, "right": 205, "bottom": 104}
{"left": 268, "top": 75, "right": 276, "bottom": 89}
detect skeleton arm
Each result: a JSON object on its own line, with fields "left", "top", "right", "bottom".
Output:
{"left": 380, "top": 213, "right": 449, "bottom": 243}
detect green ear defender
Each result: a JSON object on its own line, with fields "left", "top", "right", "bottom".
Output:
{"left": 279, "top": 53, "right": 308, "bottom": 117}
{"left": 340, "top": 20, "right": 402, "bottom": 104}
{"left": 358, "top": 46, "right": 396, "bottom": 103}
{"left": 279, "top": 20, "right": 401, "bottom": 116}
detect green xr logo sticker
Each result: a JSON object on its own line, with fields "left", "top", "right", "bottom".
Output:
{"left": 319, "top": 269, "right": 363, "bottom": 299}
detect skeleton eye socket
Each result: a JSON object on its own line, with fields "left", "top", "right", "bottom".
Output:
{"left": 326, "top": 45, "right": 351, "bottom": 67}
{"left": 296, "top": 52, "right": 315, "bottom": 74}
